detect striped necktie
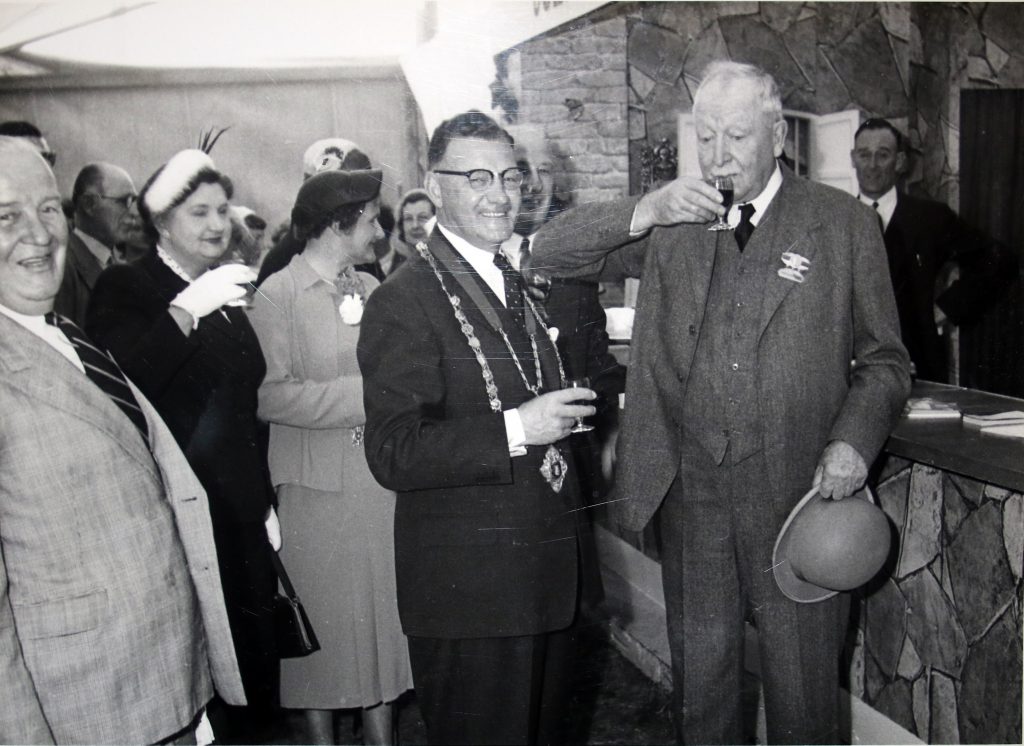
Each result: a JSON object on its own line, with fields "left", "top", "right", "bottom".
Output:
{"left": 46, "top": 312, "right": 150, "bottom": 445}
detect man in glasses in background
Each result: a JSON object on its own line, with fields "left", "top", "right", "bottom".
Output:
{"left": 359, "top": 110, "right": 595, "bottom": 745}
{"left": 54, "top": 162, "right": 138, "bottom": 325}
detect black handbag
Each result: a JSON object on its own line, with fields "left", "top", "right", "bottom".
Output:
{"left": 270, "top": 551, "right": 321, "bottom": 658}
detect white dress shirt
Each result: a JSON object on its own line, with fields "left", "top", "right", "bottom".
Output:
{"left": 0, "top": 303, "right": 84, "bottom": 372}
{"left": 729, "top": 163, "right": 784, "bottom": 228}
{"left": 499, "top": 232, "right": 533, "bottom": 271}
{"left": 858, "top": 186, "right": 897, "bottom": 231}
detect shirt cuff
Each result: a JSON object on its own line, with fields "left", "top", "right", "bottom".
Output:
{"left": 504, "top": 409, "right": 527, "bottom": 457}
{"left": 628, "top": 203, "right": 651, "bottom": 237}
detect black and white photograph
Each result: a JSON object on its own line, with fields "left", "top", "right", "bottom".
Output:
{"left": 0, "top": 2, "right": 1021, "bottom": 744}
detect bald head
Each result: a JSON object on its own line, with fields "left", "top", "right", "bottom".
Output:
{"left": 0, "top": 137, "right": 68, "bottom": 315}
{"left": 72, "top": 162, "right": 138, "bottom": 247}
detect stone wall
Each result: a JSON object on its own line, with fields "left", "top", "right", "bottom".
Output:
{"left": 855, "top": 456, "right": 1023, "bottom": 744}
{"left": 510, "top": 12, "right": 630, "bottom": 208}
{"left": 509, "top": 2, "right": 1024, "bottom": 207}
{"left": 912, "top": 3, "right": 1024, "bottom": 207}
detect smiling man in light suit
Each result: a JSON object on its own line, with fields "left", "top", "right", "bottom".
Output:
{"left": 533, "top": 62, "right": 910, "bottom": 744}
{"left": 0, "top": 136, "right": 245, "bottom": 744}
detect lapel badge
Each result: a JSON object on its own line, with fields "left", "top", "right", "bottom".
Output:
{"left": 778, "top": 251, "right": 810, "bottom": 283}
{"left": 540, "top": 444, "right": 568, "bottom": 493}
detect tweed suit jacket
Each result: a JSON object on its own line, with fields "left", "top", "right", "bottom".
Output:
{"left": 533, "top": 169, "right": 911, "bottom": 531}
{"left": 358, "top": 231, "right": 582, "bottom": 639}
{"left": 53, "top": 231, "right": 104, "bottom": 327}
{"left": 0, "top": 314, "right": 245, "bottom": 745}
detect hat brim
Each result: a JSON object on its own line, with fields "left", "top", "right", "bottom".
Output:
{"left": 772, "top": 485, "right": 876, "bottom": 604}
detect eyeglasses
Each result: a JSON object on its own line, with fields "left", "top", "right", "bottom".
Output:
{"left": 433, "top": 168, "right": 524, "bottom": 192}
{"left": 96, "top": 193, "right": 138, "bottom": 209}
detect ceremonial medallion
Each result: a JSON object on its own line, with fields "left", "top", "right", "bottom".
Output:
{"left": 540, "top": 444, "right": 568, "bottom": 493}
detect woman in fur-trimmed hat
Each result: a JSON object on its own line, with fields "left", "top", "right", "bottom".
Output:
{"left": 86, "top": 149, "right": 280, "bottom": 740}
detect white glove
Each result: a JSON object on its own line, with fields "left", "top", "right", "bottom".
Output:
{"left": 170, "top": 264, "right": 256, "bottom": 318}
{"left": 265, "top": 506, "right": 282, "bottom": 552}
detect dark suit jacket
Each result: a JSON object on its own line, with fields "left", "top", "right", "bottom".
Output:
{"left": 544, "top": 277, "right": 625, "bottom": 408}
{"left": 884, "top": 192, "right": 1016, "bottom": 382}
{"left": 356, "top": 249, "right": 406, "bottom": 282}
{"left": 0, "top": 315, "right": 245, "bottom": 745}
{"left": 256, "top": 229, "right": 302, "bottom": 286}
{"left": 533, "top": 170, "right": 911, "bottom": 531}
{"left": 53, "top": 231, "right": 105, "bottom": 327}
{"left": 86, "top": 253, "right": 273, "bottom": 525}
{"left": 358, "top": 231, "right": 581, "bottom": 639}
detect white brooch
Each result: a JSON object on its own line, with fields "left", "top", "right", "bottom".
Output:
{"left": 339, "top": 294, "right": 364, "bottom": 325}
{"left": 778, "top": 251, "right": 810, "bottom": 283}
{"left": 548, "top": 326, "right": 560, "bottom": 343}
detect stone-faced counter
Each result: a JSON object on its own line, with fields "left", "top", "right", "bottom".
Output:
{"left": 853, "top": 381, "right": 1023, "bottom": 743}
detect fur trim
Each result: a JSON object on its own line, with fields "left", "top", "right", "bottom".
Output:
{"left": 144, "top": 149, "right": 216, "bottom": 215}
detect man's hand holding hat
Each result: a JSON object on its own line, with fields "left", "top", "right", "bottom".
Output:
{"left": 813, "top": 439, "right": 868, "bottom": 499}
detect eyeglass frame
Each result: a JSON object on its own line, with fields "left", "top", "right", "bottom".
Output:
{"left": 432, "top": 167, "right": 524, "bottom": 192}
{"left": 94, "top": 193, "right": 138, "bottom": 210}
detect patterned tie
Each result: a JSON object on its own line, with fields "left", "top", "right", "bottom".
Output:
{"left": 734, "top": 203, "right": 756, "bottom": 252}
{"left": 46, "top": 312, "right": 150, "bottom": 445}
{"left": 494, "top": 251, "right": 527, "bottom": 331}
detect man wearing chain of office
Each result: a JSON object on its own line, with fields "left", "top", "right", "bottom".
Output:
{"left": 358, "top": 110, "right": 595, "bottom": 746}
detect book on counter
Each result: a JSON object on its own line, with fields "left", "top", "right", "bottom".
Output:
{"left": 903, "top": 397, "right": 961, "bottom": 420}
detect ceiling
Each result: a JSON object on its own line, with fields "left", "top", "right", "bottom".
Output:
{"left": 0, "top": 1, "right": 428, "bottom": 71}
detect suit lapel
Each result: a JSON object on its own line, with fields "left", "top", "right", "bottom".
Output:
{"left": 68, "top": 233, "right": 104, "bottom": 289}
{"left": 753, "top": 175, "right": 822, "bottom": 336}
{"left": 0, "top": 316, "right": 158, "bottom": 478}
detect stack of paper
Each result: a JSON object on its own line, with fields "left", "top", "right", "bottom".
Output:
{"left": 962, "top": 410, "right": 1024, "bottom": 428}
{"left": 903, "top": 398, "right": 961, "bottom": 420}
{"left": 959, "top": 410, "right": 1024, "bottom": 439}
{"left": 979, "top": 423, "right": 1024, "bottom": 439}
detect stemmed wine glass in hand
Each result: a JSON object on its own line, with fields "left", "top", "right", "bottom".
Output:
{"left": 566, "top": 377, "right": 595, "bottom": 433}
{"left": 707, "top": 175, "right": 734, "bottom": 232}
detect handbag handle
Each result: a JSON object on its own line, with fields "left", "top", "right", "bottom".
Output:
{"left": 270, "top": 551, "right": 301, "bottom": 601}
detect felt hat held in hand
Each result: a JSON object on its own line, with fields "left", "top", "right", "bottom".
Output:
{"left": 773, "top": 485, "right": 892, "bottom": 603}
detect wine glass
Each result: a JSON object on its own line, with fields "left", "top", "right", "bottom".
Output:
{"left": 566, "top": 377, "right": 595, "bottom": 433}
{"left": 220, "top": 255, "right": 257, "bottom": 308}
{"left": 707, "top": 175, "right": 734, "bottom": 232}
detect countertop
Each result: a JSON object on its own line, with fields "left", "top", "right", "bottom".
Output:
{"left": 886, "top": 381, "right": 1024, "bottom": 492}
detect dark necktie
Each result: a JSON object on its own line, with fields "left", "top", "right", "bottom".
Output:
{"left": 494, "top": 251, "right": 527, "bottom": 331}
{"left": 872, "top": 201, "right": 884, "bottom": 233}
{"left": 46, "top": 312, "right": 150, "bottom": 445}
{"left": 518, "top": 235, "right": 532, "bottom": 269}
{"left": 734, "top": 203, "right": 756, "bottom": 252}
